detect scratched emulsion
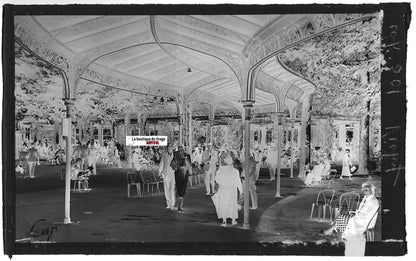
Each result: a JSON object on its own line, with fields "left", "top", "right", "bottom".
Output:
{"left": 380, "top": 8, "right": 409, "bottom": 248}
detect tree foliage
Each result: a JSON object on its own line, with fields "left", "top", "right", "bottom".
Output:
{"left": 15, "top": 43, "right": 65, "bottom": 124}
{"left": 280, "top": 16, "right": 382, "bottom": 118}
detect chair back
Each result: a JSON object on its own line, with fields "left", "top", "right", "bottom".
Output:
{"left": 127, "top": 171, "right": 141, "bottom": 184}
{"left": 316, "top": 189, "right": 335, "bottom": 205}
{"left": 141, "top": 170, "right": 153, "bottom": 183}
{"left": 339, "top": 191, "right": 361, "bottom": 214}
{"left": 365, "top": 205, "right": 380, "bottom": 230}
{"left": 150, "top": 168, "right": 161, "bottom": 182}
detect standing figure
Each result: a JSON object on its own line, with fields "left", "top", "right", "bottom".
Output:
{"left": 18, "top": 145, "right": 29, "bottom": 178}
{"left": 79, "top": 141, "right": 89, "bottom": 170}
{"left": 27, "top": 143, "right": 40, "bottom": 178}
{"left": 87, "top": 141, "right": 97, "bottom": 175}
{"left": 202, "top": 144, "right": 212, "bottom": 195}
{"left": 132, "top": 148, "right": 143, "bottom": 171}
{"left": 252, "top": 148, "right": 261, "bottom": 181}
{"left": 340, "top": 149, "right": 353, "bottom": 180}
{"left": 213, "top": 153, "right": 243, "bottom": 227}
{"left": 207, "top": 146, "right": 219, "bottom": 194}
{"left": 114, "top": 144, "right": 122, "bottom": 168}
{"left": 242, "top": 155, "right": 258, "bottom": 210}
{"left": 171, "top": 145, "right": 192, "bottom": 212}
{"left": 266, "top": 148, "right": 278, "bottom": 181}
{"left": 158, "top": 145, "right": 176, "bottom": 209}
{"left": 100, "top": 142, "right": 109, "bottom": 164}
{"left": 192, "top": 144, "right": 203, "bottom": 168}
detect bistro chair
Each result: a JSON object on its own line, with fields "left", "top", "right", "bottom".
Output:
{"left": 334, "top": 191, "right": 361, "bottom": 218}
{"left": 310, "top": 189, "right": 335, "bottom": 222}
{"left": 365, "top": 205, "right": 380, "bottom": 241}
{"left": 151, "top": 169, "right": 163, "bottom": 193}
{"left": 127, "top": 171, "right": 142, "bottom": 198}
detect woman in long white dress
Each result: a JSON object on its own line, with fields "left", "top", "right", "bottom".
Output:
{"left": 340, "top": 148, "right": 353, "bottom": 180}
{"left": 321, "top": 182, "right": 379, "bottom": 256}
{"left": 158, "top": 146, "right": 176, "bottom": 209}
{"left": 213, "top": 153, "right": 243, "bottom": 227}
{"left": 131, "top": 148, "right": 143, "bottom": 171}
{"left": 266, "top": 148, "right": 278, "bottom": 181}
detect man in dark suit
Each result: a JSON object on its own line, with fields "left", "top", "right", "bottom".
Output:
{"left": 171, "top": 145, "right": 192, "bottom": 212}
{"left": 242, "top": 155, "right": 258, "bottom": 210}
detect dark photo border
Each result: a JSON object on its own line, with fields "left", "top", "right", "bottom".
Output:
{"left": 2, "top": 2, "right": 410, "bottom": 256}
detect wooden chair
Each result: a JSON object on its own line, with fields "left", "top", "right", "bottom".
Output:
{"left": 127, "top": 171, "right": 142, "bottom": 198}
{"left": 365, "top": 205, "right": 380, "bottom": 241}
{"left": 334, "top": 191, "right": 361, "bottom": 218}
{"left": 310, "top": 189, "right": 335, "bottom": 222}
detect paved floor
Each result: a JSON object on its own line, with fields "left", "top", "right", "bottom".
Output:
{"left": 14, "top": 163, "right": 381, "bottom": 245}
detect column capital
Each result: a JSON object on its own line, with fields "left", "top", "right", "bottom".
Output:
{"left": 241, "top": 100, "right": 255, "bottom": 108}
{"left": 271, "top": 111, "right": 286, "bottom": 123}
{"left": 62, "top": 97, "right": 76, "bottom": 105}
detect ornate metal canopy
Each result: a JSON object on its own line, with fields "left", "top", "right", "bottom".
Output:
{"left": 15, "top": 14, "right": 376, "bottom": 119}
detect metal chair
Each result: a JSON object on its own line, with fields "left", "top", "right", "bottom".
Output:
{"left": 141, "top": 170, "right": 160, "bottom": 194}
{"left": 310, "top": 189, "right": 335, "bottom": 222}
{"left": 139, "top": 171, "right": 152, "bottom": 194}
{"left": 334, "top": 191, "right": 361, "bottom": 218}
{"left": 127, "top": 171, "right": 142, "bottom": 198}
{"left": 151, "top": 169, "right": 163, "bottom": 193}
{"left": 365, "top": 205, "right": 380, "bottom": 241}
{"left": 71, "top": 170, "right": 88, "bottom": 191}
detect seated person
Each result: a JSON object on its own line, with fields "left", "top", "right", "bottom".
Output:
{"left": 54, "top": 146, "right": 65, "bottom": 165}
{"left": 304, "top": 156, "right": 325, "bottom": 186}
{"left": 71, "top": 158, "right": 91, "bottom": 190}
{"left": 320, "top": 153, "right": 331, "bottom": 179}
{"left": 320, "top": 182, "right": 379, "bottom": 238}
{"left": 304, "top": 153, "right": 331, "bottom": 185}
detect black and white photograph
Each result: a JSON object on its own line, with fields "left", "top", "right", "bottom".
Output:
{"left": 1, "top": 0, "right": 411, "bottom": 257}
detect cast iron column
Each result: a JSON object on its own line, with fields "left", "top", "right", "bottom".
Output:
{"left": 63, "top": 98, "right": 75, "bottom": 224}
{"left": 242, "top": 101, "right": 253, "bottom": 229}
{"left": 298, "top": 95, "right": 311, "bottom": 179}
{"left": 273, "top": 112, "right": 284, "bottom": 198}
{"left": 289, "top": 119, "right": 296, "bottom": 179}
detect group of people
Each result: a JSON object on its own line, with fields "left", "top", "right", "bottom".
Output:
{"left": 158, "top": 142, "right": 259, "bottom": 227}
{"left": 158, "top": 144, "right": 192, "bottom": 212}
{"left": 17, "top": 139, "right": 67, "bottom": 178}
{"left": 71, "top": 138, "right": 124, "bottom": 175}
{"left": 16, "top": 142, "right": 41, "bottom": 178}
{"left": 303, "top": 148, "right": 355, "bottom": 186}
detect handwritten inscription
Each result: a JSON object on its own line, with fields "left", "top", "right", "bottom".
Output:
{"left": 382, "top": 21, "right": 405, "bottom": 187}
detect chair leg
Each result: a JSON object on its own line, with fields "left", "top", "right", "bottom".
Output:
{"left": 138, "top": 185, "right": 142, "bottom": 197}
{"left": 127, "top": 184, "right": 131, "bottom": 198}
{"left": 318, "top": 206, "right": 322, "bottom": 222}
{"left": 310, "top": 204, "right": 315, "bottom": 220}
